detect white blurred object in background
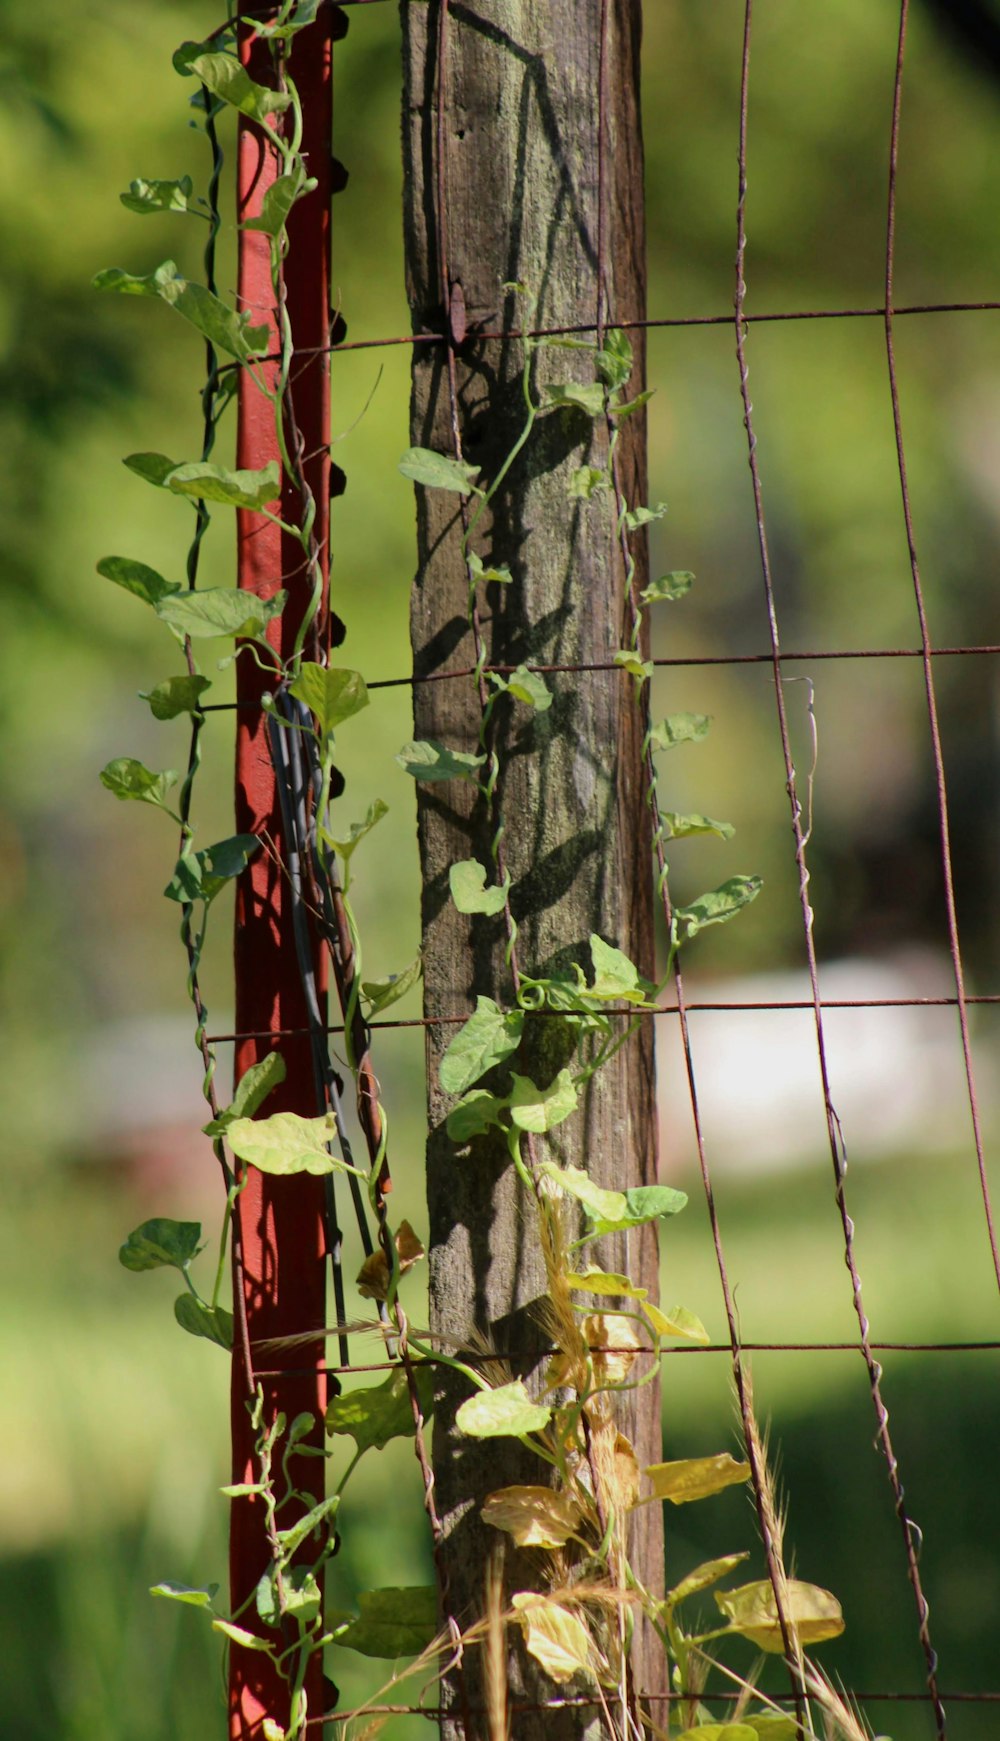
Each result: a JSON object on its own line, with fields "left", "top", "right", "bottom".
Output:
{"left": 657, "top": 951, "right": 990, "bottom": 1174}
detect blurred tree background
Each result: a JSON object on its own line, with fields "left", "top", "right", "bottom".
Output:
{"left": 2, "top": 1, "right": 999, "bottom": 1735}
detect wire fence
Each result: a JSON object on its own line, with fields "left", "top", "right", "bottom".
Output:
{"left": 205, "top": 0, "right": 1000, "bottom": 1732}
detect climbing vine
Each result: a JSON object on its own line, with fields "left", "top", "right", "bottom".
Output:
{"left": 97, "top": 8, "right": 878, "bottom": 1741}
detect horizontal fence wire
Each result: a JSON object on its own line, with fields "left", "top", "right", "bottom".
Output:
{"left": 194, "top": 641, "right": 1000, "bottom": 712}
{"left": 301, "top": 1690, "right": 1000, "bottom": 1723}
{"left": 298, "top": 1690, "right": 1000, "bottom": 1729}
{"left": 203, "top": 992, "right": 1000, "bottom": 1045}
{"left": 230, "top": 298, "right": 1000, "bottom": 371}
{"left": 252, "top": 1342, "right": 1000, "bottom": 1382}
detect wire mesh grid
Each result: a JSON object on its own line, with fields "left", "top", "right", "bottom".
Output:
{"left": 187, "top": 0, "right": 1000, "bottom": 1733}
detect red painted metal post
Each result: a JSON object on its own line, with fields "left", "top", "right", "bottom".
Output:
{"left": 230, "top": 14, "right": 336, "bottom": 1738}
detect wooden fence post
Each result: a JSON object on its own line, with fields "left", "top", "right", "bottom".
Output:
{"left": 401, "top": 4, "right": 664, "bottom": 1732}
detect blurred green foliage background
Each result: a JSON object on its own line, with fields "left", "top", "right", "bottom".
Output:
{"left": 3, "top": 1, "right": 1000, "bottom": 1735}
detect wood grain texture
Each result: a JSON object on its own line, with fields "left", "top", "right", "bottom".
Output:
{"left": 401, "top": 3, "right": 664, "bottom": 1734}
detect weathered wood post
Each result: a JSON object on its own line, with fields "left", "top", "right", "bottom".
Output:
{"left": 401, "top": 3, "right": 663, "bottom": 1732}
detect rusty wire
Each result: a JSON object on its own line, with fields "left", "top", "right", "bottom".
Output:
{"left": 202, "top": 990, "right": 1000, "bottom": 1045}
{"left": 882, "top": 17, "right": 1000, "bottom": 1303}
{"left": 734, "top": 0, "right": 950, "bottom": 1728}
{"left": 602, "top": 0, "right": 806, "bottom": 1717}
{"left": 298, "top": 1688, "right": 1000, "bottom": 1727}
{"left": 257, "top": 297, "right": 1000, "bottom": 370}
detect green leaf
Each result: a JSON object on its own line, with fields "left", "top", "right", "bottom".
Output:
{"left": 714, "top": 1579, "right": 845, "bottom": 1652}
{"left": 140, "top": 675, "right": 212, "bottom": 720}
{"left": 255, "top": 0, "right": 322, "bottom": 38}
{"left": 333, "top": 1586, "right": 439, "bottom": 1659}
{"left": 588, "top": 935, "right": 654, "bottom": 1006}
{"left": 468, "top": 551, "right": 513, "bottom": 585}
{"left": 640, "top": 571, "right": 694, "bottom": 604}
{"left": 124, "top": 452, "right": 180, "bottom": 488}
{"left": 174, "top": 1295, "right": 234, "bottom": 1350}
{"left": 220, "top": 1483, "right": 265, "bottom": 1498}
{"left": 642, "top": 1301, "right": 709, "bottom": 1344}
{"left": 242, "top": 171, "right": 311, "bottom": 237}
{"left": 613, "top": 649, "right": 654, "bottom": 680}
{"left": 290, "top": 664, "right": 369, "bottom": 736}
{"left": 587, "top": 1184, "right": 688, "bottom": 1237}
{"left": 163, "top": 834, "right": 260, "bottom": 904}
{"left": 624, "top": 501, "right": 667, "bottom": 530}
{"left": 540, "top": 1163, "right": 627, "bottom": 1225}
{"left": 648, "top": 712, "right": 711, "bottom": 752}
{"left": 662, "top": 1552, "right": 750, "bottom": 1613}
{"left": 274, "top": 1495, "right": 339, "bottom": 1560}
{"left": 203, "top": 1052, "right": 285, "bottom": 1138}
{"left": 155, "top": 587, "right": 286, "bottom": 641}
{"left": 449, "top": 859, "right": 510, "bottom": 917}
{"left": 504, "top": 664, "right": 552, "bottom": 711}
{"left": 173, "top": 44, "right": 293, "bottom": 124}
{"left": 280, "top": 1567, "right": 321, "bottom": 1623}
{"left": 645, "top": 1453, "right": 751, "bottom": 1505}
{"left": 94, "top": 262, "right": 269, "bottom": 361}
{"left": 119, "top": 1218, "right": 202, "bottom": 1273}
{"left": 662, "top": 812, "right": 734, "bottom": 842}
{"left": 324, "top": 799, "right": 389, "bottom": 877}
{"left": 396, "top": 739, "right": 486, "bottom": 782}
{"left": 227, "top": 1110, "right": 351, "bottom": 1177}
{"left": 542, "top": 380, "right": 605, "bottom": 417}
{"left": 508, "top": 1069, "right": 578, "bottom": 1133}
{"left": 150, "top": 1580, "right": 219, "bottom": 1606}
{"left": 439, "top": 996, "right": 524, "bottom": 1096}
{"left": 97, "top": 554, "right": 181, "bottom": 607}
{"left": 212, "top": 1618, "right": 274, "bottom": 1652}
{"left": 596, "top": 329, "right": 633, "bottom": 391}
{"left": 456, "top": 1381, "right": 552, "bottom": 1439}
{"left": 326, "top": 1367, "right": 435, "bottom": 1455}
{"left": 165, "top": 459, "right": 281, "bottom": 510}
{"left": 540, "top": 335, "right": 597, "bottom": 353}
{"left": 610, "top": 388, "right": 654, "bottom": 420}
{"left": 398, "top": 447, "right": 480, "bottom": 495}
{"left": 568, "top": 464, "right": 609, "bottom": 500}
{"left": 674, "top": 876, "right": 763, "bottom": 944}
{"left": 100, "top": 758, "right": 178, "bottom": 809}
{"left": 535, "top": 972, "right": 611, "bottom": 1032}
{"left": 120, "top": 175, "right": 193, "bottom": 215}
{"left": 446, "top": 1089, "right": 509, "bottom": 1143}
{"left": 361, "top": 953, "right": 422, "bottom": 1016}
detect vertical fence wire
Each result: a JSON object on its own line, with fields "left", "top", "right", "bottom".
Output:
{"left": 732, "top": 1, "right": 949, "bottom": 1731}
{"left": 882, "top": 0, "right": 1000, "bottom": 1301}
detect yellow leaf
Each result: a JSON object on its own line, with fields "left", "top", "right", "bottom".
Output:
{"left": 641, "top": 1300, "right": 709, "bottom": 1344}
{"left": 674, "top": 1726, "right": 758, "bottom": 1741}
{"left": 611, "top": 1432, "right": 641, "bottom": 1511}
{"left": 356, "top": 1220, "right": 425, "bottom": 1301}
{"left": 481, "top": 1485, "right": 582, "bottom": 1549}
{"left": 584, "top": 1313, "right": 642, "bottom": 1385}
{"left": 643, "top": 1453, "right": 751, "bottom": 1504}
{"left": 565, "top": 1267, "right": 648, "bottom": 1301}
{"left": 663, "top": 1552, "right": 750, "bottom": 1610}
{"left": 715, "top": 1578, "right": 845, "bottom": 1652}
{"left": 511, "top": 1593, "right": 593, "bottom": 1684}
